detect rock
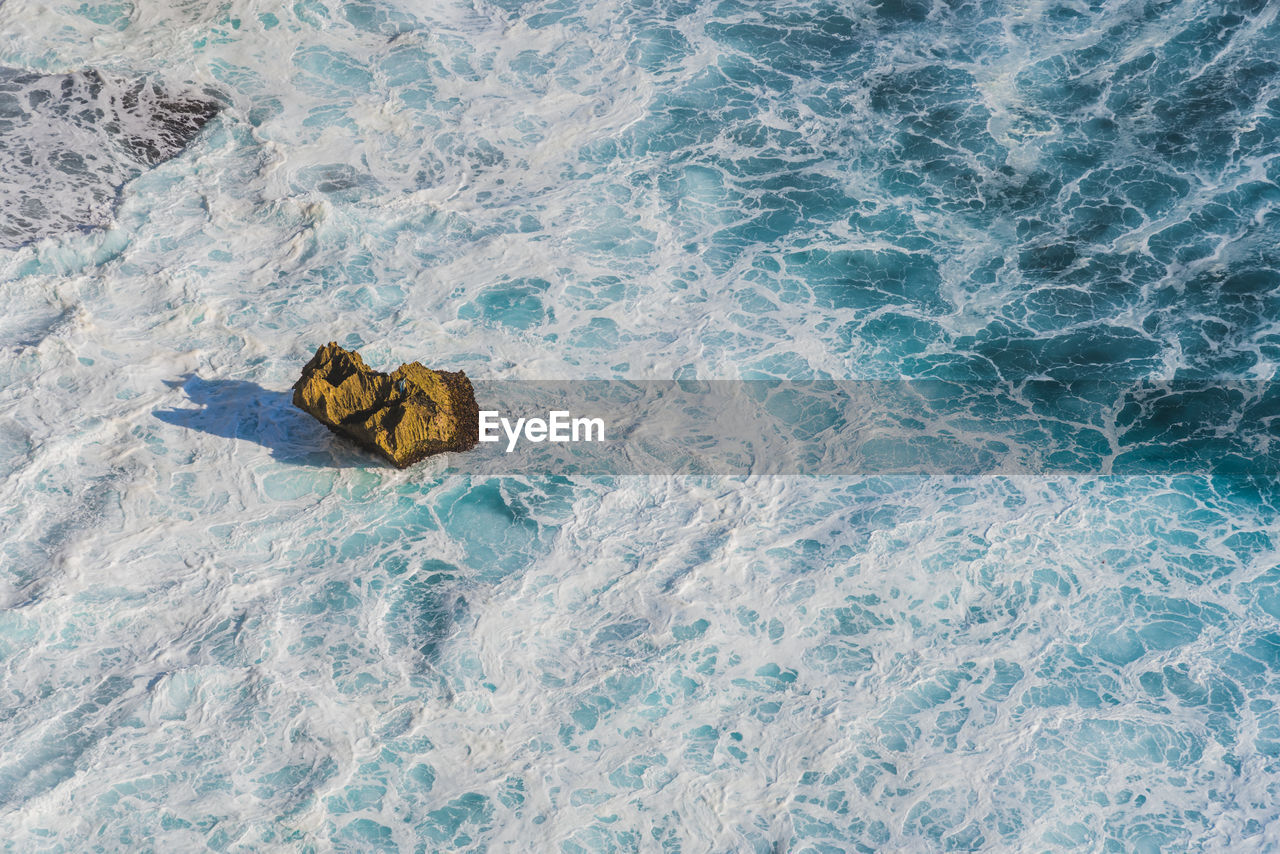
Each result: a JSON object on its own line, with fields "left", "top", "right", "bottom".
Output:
{"left": 292, "top": 343, "right": 479, "bottom": 467}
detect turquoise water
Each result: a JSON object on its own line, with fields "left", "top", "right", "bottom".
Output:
{"left": 2, "top": 0, "right": 1280, "bottom": 850}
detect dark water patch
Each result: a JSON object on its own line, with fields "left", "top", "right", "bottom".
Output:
{"left": 963, "top": 324, "right": 1164, "bottom": 381}
{"left": 784, "top": 247, "right": 947, "bottom": 314}
{"left": 291, "top": 163, "right": 383, "bottom": 202}
{"left": 385, "top": 560, "right": 468, "bottom": 668}
{"left": 0, "top": 67, "right": 220, "bottom": 249}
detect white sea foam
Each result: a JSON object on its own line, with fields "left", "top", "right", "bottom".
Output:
{"left": 3, "top": 0, "right": 1280, "bottom": 849}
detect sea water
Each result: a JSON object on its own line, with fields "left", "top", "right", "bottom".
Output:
{"left": 2, "top": 0, "right": 1279, "bottom": 850}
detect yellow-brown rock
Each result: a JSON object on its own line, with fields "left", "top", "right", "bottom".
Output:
{"left": 292, "top": 343, "right": 479, "bottom": 467}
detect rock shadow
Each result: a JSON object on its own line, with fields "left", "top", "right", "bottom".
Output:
{"left": 153, "top": 374, "right": 373, "bottom": 468}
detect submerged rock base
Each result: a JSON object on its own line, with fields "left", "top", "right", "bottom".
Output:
{"left": 292, "top": 343, "right": 479, "bottom": 467}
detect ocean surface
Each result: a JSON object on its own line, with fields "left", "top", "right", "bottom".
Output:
{"left": 2, "top": 0, "right": 1280, "bottom": 850}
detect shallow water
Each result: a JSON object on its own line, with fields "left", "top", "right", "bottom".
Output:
{"left": 2, "top": 0, "right": 1280, "bottom": 850}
